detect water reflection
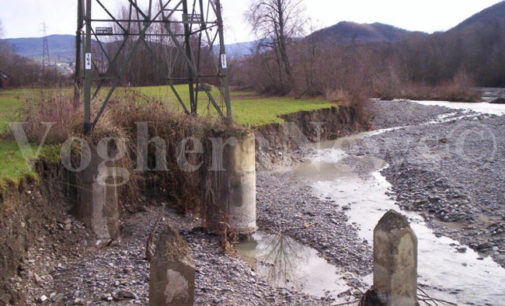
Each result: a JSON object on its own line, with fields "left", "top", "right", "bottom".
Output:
{"left": 235, "top": 232, "right": 350, "bottom": 298}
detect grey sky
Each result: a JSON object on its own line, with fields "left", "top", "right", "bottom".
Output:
{"left": 0, "top": 0, "right": 502, "bottom": 43}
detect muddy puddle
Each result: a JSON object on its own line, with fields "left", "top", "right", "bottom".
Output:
{"left": 235, "top": 231, "right": 353, "bottom": 300}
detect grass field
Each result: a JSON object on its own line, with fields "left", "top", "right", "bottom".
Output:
{"left": 134, "top": 85, "right": 333, "bottom": 126}
{"left": 0, "top": 85, "right": 335, "bottom": 185}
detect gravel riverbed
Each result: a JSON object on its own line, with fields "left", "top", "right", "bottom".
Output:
{"left": 13, "top": 99, "right": 505, "bottom": 304}
{"left": 350, "top": 100, "right": 505, "bottom": 267}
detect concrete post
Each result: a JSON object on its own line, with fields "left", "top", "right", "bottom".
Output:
{"left": 149, "top": 225, "right": 195, "bottom": 306}
{"left": 373, "top": 210, "right": 418, "bottom": 306}
{"left": 207, "top": 132, "right": 257, "bottom": 234}
{"left": 227, "top": 132, "right": 257, "bottom": 234}
{"left": 77, "top": 149, "right": 120, "bottom": 243}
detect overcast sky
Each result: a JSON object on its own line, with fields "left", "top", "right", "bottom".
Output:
{"left": 0, "top": 0, "right": 502, "bottom": 43}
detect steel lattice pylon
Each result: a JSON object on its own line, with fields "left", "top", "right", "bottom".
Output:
{"left": 74, "top": 0, "right": 232, "bottom": 134}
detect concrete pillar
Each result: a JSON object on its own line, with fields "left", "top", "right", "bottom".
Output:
{"left": 207, "top": 132, "right": 257, "bottom": 234}
{"left": 77, "top": 149, "right": 120, "bottom": 242}
{"left": 373, "top": 210, "right": 418, "bottom": 306}
{"left": 149, "top": 225, "right": 195, "bottom": 306}
{"left": 227, "top": 132, "right": 257, "bottom": 234}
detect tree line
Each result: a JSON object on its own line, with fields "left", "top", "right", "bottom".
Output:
{"left": 2, "top": 1, "right": 505, "bottom": 96}
{"left": 0, "top": 20, "right": 67, "bottom": 88}
{"left": 230, "top": 0, "right": 505, "bottom": 102}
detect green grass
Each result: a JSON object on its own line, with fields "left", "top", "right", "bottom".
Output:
{"left": 0, "top": 89, "right": 31, "bottom": 134}
{"left": 0, "top": 86, "right": 335, "bottom": 184}
{"left": 133, "top": 85, "right": 334, "bottom": 126}
{"left": 0, "top": 88, "right": 55, "bottom": 186}
{"left": 0, "top": 140, "right": 37, "bottom": 187}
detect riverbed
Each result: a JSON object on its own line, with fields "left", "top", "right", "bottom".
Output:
{"left": 250, "top": 99, "right": 505, "bottom": 305}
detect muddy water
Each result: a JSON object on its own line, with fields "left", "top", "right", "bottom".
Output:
{"left": 294, "top": 128, "right": 505, "bottom": 305}
{"left": 235, "top": 231, "right": 353, "bottom": 300}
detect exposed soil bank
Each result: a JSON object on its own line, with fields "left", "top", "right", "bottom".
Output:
{"left": 0, "top": 165, "right": 90, "bottom": 305}
{"left": 254, "top": 106, "right": 365, "bottom": 170}
{"left": 0, "top": 104, "right": 364, "bottom": 305}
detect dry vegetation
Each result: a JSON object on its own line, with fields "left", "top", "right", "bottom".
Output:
{"left": 18, "top": 89, "right": 250, "bottom": 218}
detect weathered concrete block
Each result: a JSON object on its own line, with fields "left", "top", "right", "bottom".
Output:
{"left": 374, "top": 210, "right": 418, "bottom": 306}
{"left": 77, "top": 149, "right": 120, "bottom": 242}
{"left": 149, "top": 225, "right": 195, "bottom": 306}
{"left": 227, "top": 132, "right": 257, "bottom": 234}
{"left": 207, "top": 132, "right": 257, "bottom": 234}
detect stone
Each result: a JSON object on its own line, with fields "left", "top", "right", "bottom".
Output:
{"left": 373, "top": 210, "right": 418, "bottom": 306}
{"left": 457, "top": 247, "right": 467, "bottom": 253}
{"left": 113, "top": 290, "right": 137, "bottom": 300}
{"left": 149, "top": 225, "right": 195, "bottom": 306}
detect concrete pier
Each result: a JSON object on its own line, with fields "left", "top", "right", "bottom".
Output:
{"left": 373, "top": 210, "right": 418, "bottom": 306}
{"left": 76, "top": 149, "right": 120, "bottom": 242}
{"left": 226, "top": 132, "right": 257, "bottom": 234}
{"left": 149, "top": 225, "right": 195, "bottom": 306}
{"left": 207, "top": 132, "right": 257, "bottom": 234}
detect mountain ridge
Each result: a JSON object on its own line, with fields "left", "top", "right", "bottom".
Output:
{"left": 304, "top": 21, "right": 425, "bottom": 45}
{"left": 3, "top": 1, "right": 505, "bottom": 61}
{"left": 453, "top": 0, "right": 505, "bottom": 30}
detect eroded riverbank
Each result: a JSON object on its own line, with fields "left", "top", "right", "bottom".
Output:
{"left": 6, "top": 99, "right": 505, "bottom": 305}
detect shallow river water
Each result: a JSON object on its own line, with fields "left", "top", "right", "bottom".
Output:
{"left": 301, "top": 142, "right": 505, "bottom": 305}
{"left": 238, "top": 101, "right": 505, "bottom": 305}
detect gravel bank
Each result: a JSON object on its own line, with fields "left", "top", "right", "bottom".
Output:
{"left": 350, "top": 100, "right": 505, "bottom": 267}
{"left": 370, "top": 99, "right": 457, "bottom": 129}
{"left": 17, "top": 205, "right": 330, "bottom": 305}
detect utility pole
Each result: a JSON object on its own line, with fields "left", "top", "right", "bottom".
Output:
{"left": 41, "top": 23, "right": 50, "bottom": 78}
{"left": 83, "top": 0, "right": 92, "bottom": 134}
{"left": 182, "top": 0, "right": 197, "bottom": 115}
{"left": 75, "top": 0, "right": 233, "bottom": 134}
{"left": 214, "top": 0, "right": 232, "bottom": 123}
{"left": 73, "top": 0, "right": 84, "bottom": 110}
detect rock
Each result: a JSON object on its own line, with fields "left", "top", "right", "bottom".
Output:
{"left": 113, "top": 290, "right": 138, "bottom": 300}
{"left": 38, "top": 295, "right": 48, "bottom": 303}
{"left": 457, "top": 247, "right": 467, "bottom": 253}
{"left": 33, "top": 273, "right": 43, "bottom": 286}
{"left": 149, "top": 224, "right": 195, "bottom": 306}
{"left": 476, "top": 242, "right": 492, "bottom": 251}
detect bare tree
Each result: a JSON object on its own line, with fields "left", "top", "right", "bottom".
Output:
{"left": 247, "top": 0, "right": 306, "bottom": 94}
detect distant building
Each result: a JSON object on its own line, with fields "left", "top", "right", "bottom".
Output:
{"left": 0, "top": 70, "right": 9, "bottom": 89}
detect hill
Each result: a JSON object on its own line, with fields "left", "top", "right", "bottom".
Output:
{"left": 2, "top": 34, "right": 258, "bottom": 61}
{"left": 304, "top": 21, "right": 423, "bottom": 45}
{"left": 3, "top": 35, "right": 75, "bottom": 62}
{"left": 454, "top": 1, "right": 505, "bottom": 29}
